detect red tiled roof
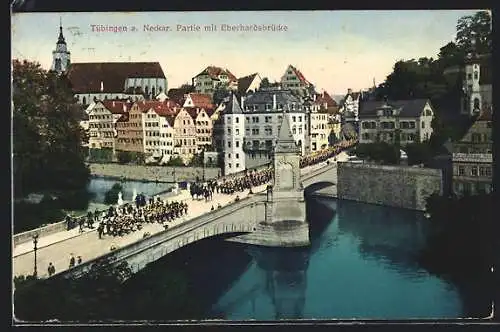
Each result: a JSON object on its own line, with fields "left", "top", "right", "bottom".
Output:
{"left": 102, "top": 100, "right": 133, "bottom": 114}
{"left": 195, "top": 66, "right": 237, "bottom": 82}
{"left": 185, "top": 93, "right": 215, "bottom": 109}
{"left": 289, "top": 65, "right": 310, "bottom": 85}
{"left": 136, "top": 100, "right": 179, "bottom": 116}
{"left": 314, "top": 91, "right": 337, "bottom": 107}
{"left": 67, "top": 62, "right": 165, "bottom": 93}
{"left": 117, "top": 113, "right": 129, "bottom": 122}
{"left": 164, "top": 115, "right": 176, "bottom": 127}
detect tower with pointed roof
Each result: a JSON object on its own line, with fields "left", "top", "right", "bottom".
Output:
{"left": 461, "top": 37, "right": 483, "bottom": 116}
{"left": 51, "top": 18, "right": 71, "bottom": 74}
{"left": 223, "top": 93, "right": 246, "bottom": 175}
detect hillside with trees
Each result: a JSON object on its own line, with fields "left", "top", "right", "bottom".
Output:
{"left": 374, "top": 11, "right": 491, "bottom": 145}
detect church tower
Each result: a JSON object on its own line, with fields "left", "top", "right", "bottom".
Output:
{"left": 51, "top": 18, "right": 71, "bottom": 74}
{"left": 461, "top": 38, "right": 482, "bottom": 116}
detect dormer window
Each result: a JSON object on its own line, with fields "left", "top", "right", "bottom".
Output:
{"left": 474, "top": 71, "right": 478, "bottom": 80}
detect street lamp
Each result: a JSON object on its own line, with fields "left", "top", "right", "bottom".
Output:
{"left": 32, "top": 233, "right": 39, "bottom": 278}
{"left": 202, "top": 147, "right": 206, "bottom": 182}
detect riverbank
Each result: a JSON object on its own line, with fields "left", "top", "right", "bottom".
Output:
{"left": 89, "top": 163, "right": 221, "bottom": 183}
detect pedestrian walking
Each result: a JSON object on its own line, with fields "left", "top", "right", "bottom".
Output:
{"left": 98, "top": 223, "right": 104, "bottom": 239}
{"left": 47, "top": 262, "right": 55, "bottom": 276}
{"left": 77, "top": 256, "right": 82, "bottom": 265}
{"left": 78, "top": 217, "right": 84, "bottom": 233}
{"left": 69, "top": 254, "right": 75, "bottom": 268}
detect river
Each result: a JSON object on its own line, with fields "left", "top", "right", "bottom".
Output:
{"left": 108, "top": 197, "right": 493, "bottom": 320}
{"left": 87, "top": 177, "right": 174, "bottom": 203}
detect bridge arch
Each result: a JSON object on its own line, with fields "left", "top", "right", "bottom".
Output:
{"left": 304, "top": 181, "right": 336, "bottom": 197}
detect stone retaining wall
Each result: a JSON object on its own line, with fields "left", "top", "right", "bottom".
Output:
{"left": 89, "top": 164, "right": 222, "bottom": 182}
{"left": 337, "top": 162, "right": 442, "bottom": 211}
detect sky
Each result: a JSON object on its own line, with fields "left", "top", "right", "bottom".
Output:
{"left": 11, "top": 10, "right": 479, "bottom": 96}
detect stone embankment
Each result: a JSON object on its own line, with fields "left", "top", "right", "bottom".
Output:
{"left": 337, "top": 162, "right": 442, "bottom": 211}
{"left": 89, "top": 164, "right": 221, "bottom": 182}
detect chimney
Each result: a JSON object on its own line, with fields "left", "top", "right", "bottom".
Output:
{"left": 100, "top": 81, "right": 104, "bottom": 92}
{"left": 241, "top": 96, "right": 245, "bottom": 109}
{"left": 273, "top": 94, "right": 277, "bottom": 110}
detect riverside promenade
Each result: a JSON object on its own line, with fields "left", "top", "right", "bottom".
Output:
{"left": 12, "top": 152, "right": 349, "bottom": 279}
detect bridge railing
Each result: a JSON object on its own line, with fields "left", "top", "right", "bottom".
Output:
{"left": 55, "top": 192, "right": 269, "bottom": 280}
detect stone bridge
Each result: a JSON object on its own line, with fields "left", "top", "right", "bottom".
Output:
{"left": 57, "top": 116, "right": 346, "bottom": 281}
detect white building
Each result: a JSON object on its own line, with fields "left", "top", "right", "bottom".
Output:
{"left": 340, "top": 89, "right": 362, "bottom": 121}
{"left": 461, "top": 53, "right": 492, "bottom": 116}
{"left": 222, "top": 94, "right": 246, "bottom": 175}
{"left": 192, "top": 66, "right": 238, "bottom": 95}
{"left": 143, "top": 106, "right": 175, "bottom": 159}
{"left": 241, "top": 89, "right": 308, "bottom": 155}
{"left": 358, "top": 99, "right": 434, "bottom": 145}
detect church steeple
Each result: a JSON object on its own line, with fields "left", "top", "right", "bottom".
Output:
{"left": 57, "top": 17, "right": 66, "bottom": 45}
{"left": 51, "top": 18, "right": 71, "bottom": 74}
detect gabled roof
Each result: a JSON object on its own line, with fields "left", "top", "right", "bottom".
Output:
{"left": 314, "top": 91, "right": 338, "bottom": 107}
{"left": 244, "top": 89, "right": 303, "bottom": 109}
{"left": 286, "top": 65, "right": 310, "bottom": 85}
{"left": 359, "top": 99, "right": 430, "bottom": 118}
{"left": 223, "top": 94, "right": 243, "bottom": 114}
{"left": 67, "top": 62, "right": 165, "bottom": 93}
{"left": 184, "top": 93, "right": 215, "bottom": 109}
{"left": 238, "top": 73, "right": 259, "bottom": 94}
{"left": 102, "top": 100, "right": 132, "bottom": 114}
{"left": 194, "top": 66, "right": 237, "bottom": 82}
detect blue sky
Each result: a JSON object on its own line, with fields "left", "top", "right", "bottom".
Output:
{"left": 11, "top": 10, "right": 480, "bottom": 95}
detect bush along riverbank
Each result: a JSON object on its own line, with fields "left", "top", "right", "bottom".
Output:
{"left": 419, "top": 192, "right": 494, "bottom": 277}
{"left": 418, "top": 192, "right": 495, "bottom": 316}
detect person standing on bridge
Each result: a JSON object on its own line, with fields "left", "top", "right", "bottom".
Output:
{"left": 47, "top": 262, "right": 55, "bottom": 276}
{"left": 69, "top": 254, "right": 75, "bottom": 268}
{"left": 97, "top": 222, "right": 104, "bottom": 239}
{"left": 77, "top": 256, "right": 82, "bottom": 265}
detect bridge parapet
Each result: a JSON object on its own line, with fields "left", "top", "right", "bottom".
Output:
{"left": 57, "top": 193, "right": 268, "bottom": 280}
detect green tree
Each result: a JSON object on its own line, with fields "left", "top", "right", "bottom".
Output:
{"left": 455, "top": 10, "right": 492, "bottom": 54}
{"left": 259, "top": 77, "right": 270, "bottom": 89}
{"left": 166, "top": 156, "right": 185, "bottom": 167}
{"left": 116, "top": 151, "right": 132, "bottom": 164}
{"left": 104, "top": 183, "right": 123, "bottom": 205}
{"left": 212, "top": 82, "right": 231, "bottom": 105}
{"left": 13, "top": 59, "right": 90, "bottom": 205}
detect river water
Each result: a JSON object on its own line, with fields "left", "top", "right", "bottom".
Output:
{"left": 87, "top": 177, "right": 174, "bottom": 203}
{"left": 116, "top": 197, "right": 491, "bottom": 321}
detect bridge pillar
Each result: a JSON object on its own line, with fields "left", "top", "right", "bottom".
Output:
{"left": 229, "top": 111, "right": 309, "bottom": 247}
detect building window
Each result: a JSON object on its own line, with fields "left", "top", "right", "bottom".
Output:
{"left": 228, "top": 163, "right": 231, "bottom": 168}
{"left": 228, "top": 142, "right": 232, "bottom": 148}
{"left": 485, "top": 167, "right": 492, "bottom": 177}
{"left": 235, "top": 117, "right": 239, "bottom": 123}
{"left": 236, "top": 153, "right": 239, "bottom": 159}
{"left": 467, "top": 73, "right": 472, "bottom": 80}
{"left": 236, "top": 141, "right": 239, "bottom": 148}
{"left": 479, "top": 167, "right": 485, "bottom": 176}
{"left": 422, "top": 122, "right": 425, "bottom": 129}
{"left": 471, "top": 166, "right": 478, "bottom": 176}
{"left": 235, "top": 129, "right": 240, "bottom": 135}
{"left": 458, "top": 166, "right": 465, "bottom": 176}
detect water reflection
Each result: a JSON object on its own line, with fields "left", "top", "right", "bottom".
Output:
{"left": 87, "top": 177, "right": 173, "bottom": 203}
{"left": 336, "top": 199, "right": 430, "bottom": 280}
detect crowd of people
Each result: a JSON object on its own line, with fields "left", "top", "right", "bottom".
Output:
{"left": 95, "top": 196, "right": 188, "bottom": 238}
{"left": 190, "top": 168, "right": 273, "bottom": 200}
{"left": 299, "top": 138, "right": 358, "bottom": 168}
